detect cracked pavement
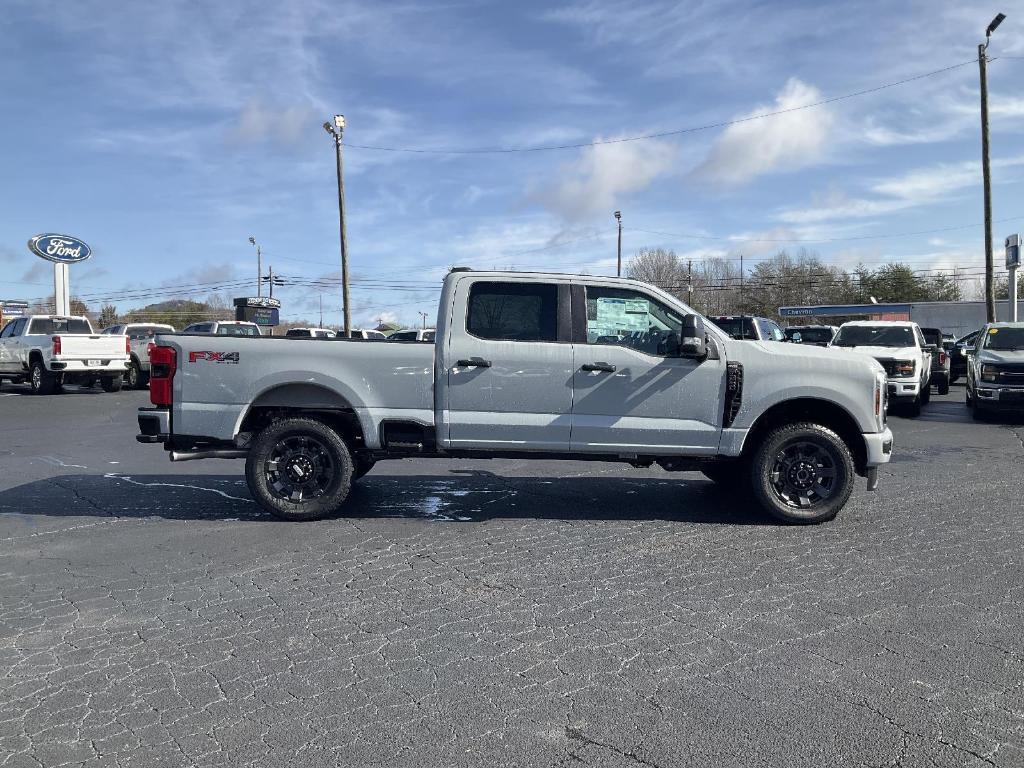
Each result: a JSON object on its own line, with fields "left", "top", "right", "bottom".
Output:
{"left": 0, "top": 385, "right": 1022, "bottom": 767}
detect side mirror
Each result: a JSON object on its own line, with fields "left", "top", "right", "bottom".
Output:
{"left": 679, "top": 314, "right": 707, "bottom": 359}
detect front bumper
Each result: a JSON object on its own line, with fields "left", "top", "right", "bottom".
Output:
{"left": 887, "top": 378, "right": 920, "bottom": 399}
{"left": 974, "top": 386, "right": 1024, "bottom": 410}
{"left": 862, "top": 427, "right": 894, "bottom": 492}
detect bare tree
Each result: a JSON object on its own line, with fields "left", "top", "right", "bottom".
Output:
{"left": 625, "top": 248, "right": 686, "bottom": 295}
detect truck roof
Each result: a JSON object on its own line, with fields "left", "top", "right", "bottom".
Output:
{"left": 841, "top": 320, "right": 916, "bottom": 327}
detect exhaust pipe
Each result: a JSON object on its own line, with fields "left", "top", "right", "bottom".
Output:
{"left": 170, "top": 449, "right": 248, "bottom": 462}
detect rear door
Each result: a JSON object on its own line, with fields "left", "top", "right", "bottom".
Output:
{"left": 0, "top": 318, "right": 26, "bottom": 372}
{"left": 442, "top": 278, "right": 573, "bottom": 450}
{"left": 570, "top": 283, "right": 724, "bottom": 455}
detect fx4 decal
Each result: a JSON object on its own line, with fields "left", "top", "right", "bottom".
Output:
{"left": 188, "top": 351, "right": 240, "bottom": 364}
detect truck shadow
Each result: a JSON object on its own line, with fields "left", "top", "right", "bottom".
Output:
{"left": 0, "top": 470, "right": 774, "bottom": 526}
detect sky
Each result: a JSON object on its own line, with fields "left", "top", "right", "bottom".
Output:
{"left": 2, "top": 0, "right": 1024, "bottom": 329}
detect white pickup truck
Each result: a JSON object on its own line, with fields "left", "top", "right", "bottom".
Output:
{"left": 137, "top": 270, "right": 894, "bottom": 524}
{"left": 101, "top": 323, "right": 176, "bottom": 389}
{"left": 831, "top": 321, "right": 933, "bottom": 416}
{"left": 0, "top": 315, "right": 130, "bottom": 394}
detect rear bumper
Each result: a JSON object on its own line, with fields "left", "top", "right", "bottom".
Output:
{"left": 51, "top": 358, "right": 129, "bottom": 374}
{"left": 137, "top": 407, "right": 170, "bottom": 443}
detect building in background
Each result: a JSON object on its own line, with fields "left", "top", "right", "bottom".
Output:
{"left": 779, "top": 299, "right": 1024, "bottom": 337}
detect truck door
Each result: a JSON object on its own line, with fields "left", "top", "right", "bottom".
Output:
{"left": 442, "top": 278, "right": 573, "bottom": 450}
{"left": 0, "top": 318, "right": 26, "bottom": 373}
{"left": 570, "top": 283, "right": 724, "bottom": 455}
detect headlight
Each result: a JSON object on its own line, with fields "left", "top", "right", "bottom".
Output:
{"left": 981, "top": 364, "right": 998, "bottom": 383}
{"left": 894, "top": 360, "right": 915, "bottom": 377}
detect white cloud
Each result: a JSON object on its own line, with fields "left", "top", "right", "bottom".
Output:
{"left": 694, "top": 78, "right": 834, "bottom": 185}
{"left": 229, "top": 101, "right": 314, "bottom": 147}
{"left": 535, "top": 138, "right": 676, "bottom": 220}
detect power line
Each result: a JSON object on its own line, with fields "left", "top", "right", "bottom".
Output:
{"left": 346, "top": 59, "right": 980, "bottom": 155}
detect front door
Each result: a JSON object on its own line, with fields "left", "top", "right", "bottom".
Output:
{"left": 443, "top": 279, "right": 574, "bottom": 451}
{"left": 570, "top": 284, "right": 724, "bottom": 455}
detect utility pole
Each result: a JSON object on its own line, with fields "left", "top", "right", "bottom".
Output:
{"left": 614, "top": 211, "right": 622, "bottom": 277}
{"left": 980, "top": 13, "right": 1006, "bottom": 323}
{"left": 267, "top": 265, "right": 274, "bottom": 299}
{"left": 323, "top": 116, "right": 352, "bottom": 336}
{"left": 249, "top": 237, "right": 261, "bottom": 298}
{"left": 687, "top": 259, "right": 693, "bottom": 308}
{"left": 1008, "top": 234, "right": 1021, "bottom": 321}
{"left": 319, "top": 295, "right": 323, "bottom": 328}
{"left": 419, "top": 311, "right": 428, "bottom": 329}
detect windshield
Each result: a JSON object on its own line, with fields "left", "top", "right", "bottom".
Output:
{"left": 833, "top": 325, "right": 915, "bottom": 348}
{"left": 982, "top": 327, "right": 1024, "bottom": 351}
{"left": 786, "top": 327, "right": 833, "bottom": 344}
{"left": 710, "top": 317, "right": 757, "bottom": 340}
{"left": 921, "top": 330, "right": 942, "bottom": 346}
{"left": 29, "top": 317, "right": 93, "bottom": 334}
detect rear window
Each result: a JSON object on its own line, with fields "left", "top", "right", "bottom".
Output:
{"left": 921, "top": 329, "right": 943, "bottom": 346}
{"left": 29, "top": 318, "right": 93, "bottom": 334}
{"left": 217, "top": 324, "right": 260, "bottom": 336}
{"left": 710, "top": 317, "right": 757, "bottom": 340}
{"left": 467, "top": 282, "right": 558, "bottom": 342}
{"left": 286, "top": 329, "right": 312, "bottom": 337}
{"left": 786, "top": 327, "right": 834, "bottom": 344}
{"left": 127, "top": 325, "right": 174, "bottom": 337}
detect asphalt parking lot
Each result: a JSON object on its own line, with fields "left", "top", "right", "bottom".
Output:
{"left": 1, "top": 383, "right": 1022, "bottom": 768}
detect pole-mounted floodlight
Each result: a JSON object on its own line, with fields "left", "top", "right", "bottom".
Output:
{"left": 614, "top": 211, "right": 621, "bottom": 221}
{"left": 334, "top": 115, "right": 346, "bottom": 130}
{"left": 986, "top": 13, "right": 1006, "bottom": 40}
{"left": 248, "top": 236, "right": 256, "bottom": 245}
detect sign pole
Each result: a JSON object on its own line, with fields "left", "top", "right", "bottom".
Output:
{"left": 54, "top": 263, "right": 70, "bottom": 315}
{"left": 1007, "top": 234, "right": 1020, "bottom": 322}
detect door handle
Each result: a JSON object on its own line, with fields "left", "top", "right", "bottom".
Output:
{"left": 456, "top": 357, "right": 492, "bottom": 368}
{"left": 581, "top": 362, "right": 616, "bottom": 372}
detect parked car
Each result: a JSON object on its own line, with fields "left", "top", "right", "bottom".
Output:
{"left": 388, "top": 329, "right": 436, "bottom": 342}
{"left": 0, "top": 315, "right": 129, "bottom": 394}
{"left": 285, "top": 328, "right": 336, "bottom": 339}
{"left": 920, "top": 327, "right": 950, "bottom": 395}
{"left": 137, "top": 270, "right": 893, "bottom": 525}
{"left": 965, "top": 322, "right": 1024, "bottom": 419}
{"left": 950, "top": 329, "right": 981, "bottom": 383}
{"left": 831, "top": 320, "right": 933, "bottom": 416}
{"left": 784, "top": 325, "right": 839, "bottom": 346}
{"left": 103, "top": 323, "right": 176, "bottom": 389}
{"left": 181, "top": 321, "right": 261, "bottom": 336}
{"left": 708, "top": 315, "right": 786, "bottom": 342}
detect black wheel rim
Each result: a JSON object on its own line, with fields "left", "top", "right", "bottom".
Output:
{"left": 31, "top": 366, "right": 41, "bottom": 390}
{"left": 128, "top": 366, "right": 137, "bottom": 386}
{"left": 264, "top": 434, "right": 336, "bottom": 504}
{"left": 769, "top": 439, "right": 839, "bottom": 509}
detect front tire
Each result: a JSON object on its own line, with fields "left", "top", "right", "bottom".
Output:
{"left": 749, "top": 422, "right": 855, "bottom": 524}
{"left": 907, "top": 396, "right": 922, "bottom": 417}
{"left": 29, "top": 361, "right": 56, "bottom": 395}
{"left": 920, "top": 384, "right": 931, "bottom": 405}
{"left": 245, "top": 417, "right": 354, "bottom": 521}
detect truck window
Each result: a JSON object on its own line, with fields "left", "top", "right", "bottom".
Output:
{"left": 584, "top": 287, "right": 683, "bottom": 356}
{"left": 467, "top": 282, "right": 557, "bottom": 342}
{"left": 28, "top": 318, "right": 93, "bottom": 334}
{"left": 218, "top": 325, "right": 259, "bottom": 336}
{"left": 0, "top": 320, "right": 15, "bottom": 338}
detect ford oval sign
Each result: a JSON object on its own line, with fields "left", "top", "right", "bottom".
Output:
{"left": 27, "top": 234, "right": 93, "bottom": 264}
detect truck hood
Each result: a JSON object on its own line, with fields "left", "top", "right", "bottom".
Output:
{"left": 831, "top": 345, "right": 919, "bottom": 362}
{"left": 725, "top": 339, "right": 885, "bottom": 375}
{"left": 976, "top": 349, "right": 1024, "bottom": 365}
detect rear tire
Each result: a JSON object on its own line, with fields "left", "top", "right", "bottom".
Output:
{"left": 126, "top": 361, "right": 148, "bottom": 389}
{"left": 101, "top": 376, "right": 123, "bottom": 393}
{"left": 749, "top": 422, "right": 855, "bottom": 525}
{"left": 246, "top": 417, "right": 354, "bottom": 521}
{"left": 29, "top": 361, "right": 56, "bottom": 395}
{"left": 938, "top": 376, "right": 949, "bottom": 396}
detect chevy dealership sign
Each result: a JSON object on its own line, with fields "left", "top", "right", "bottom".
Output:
{"left": 28, "top": 234, "right": 92, "bottom": 264}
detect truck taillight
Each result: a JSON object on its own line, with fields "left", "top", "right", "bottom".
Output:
{"left": 126, "top": 336, "right": 131, "bottom": 355}
{"left": 52, "top": 336, "right": 61, "bottom": 355}
{"left": 149, "top": 346, "right": 177, "bottom": 407}
{"left": 939, "top": 351, "right": 947, "bottom": 365}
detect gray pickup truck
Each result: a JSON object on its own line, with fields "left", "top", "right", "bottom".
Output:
{"left": 137, "top": 270, "right": 893, "bottom": 524}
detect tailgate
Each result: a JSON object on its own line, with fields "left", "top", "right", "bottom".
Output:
{"left": 56, "top": 334, "right": 127, "bottom": 359}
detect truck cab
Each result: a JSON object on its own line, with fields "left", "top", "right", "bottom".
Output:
{"left": 966, "top": 322, "right": 1024, "bottom": 418}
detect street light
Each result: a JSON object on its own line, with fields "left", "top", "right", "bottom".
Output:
{"left": 323, "top": 115, "right": 351, "bottom": 336}
{"left": 248, "top": 236, "right": 261, "bottom": 298}
{"left": 979, "top": 12, "right": 1006, "bottom": 323}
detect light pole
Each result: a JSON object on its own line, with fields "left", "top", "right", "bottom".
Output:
{"left": 979, "top": 12, "right": 1006, "bottom": 323}
{"left": 323, "top": 115, "right": 352, "bottom": 337}
{"left": 614, "top": 210, "right": 622, "bottom": 277}
{"left": 248, "top": 236, "right": 261, "bottom": 298}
